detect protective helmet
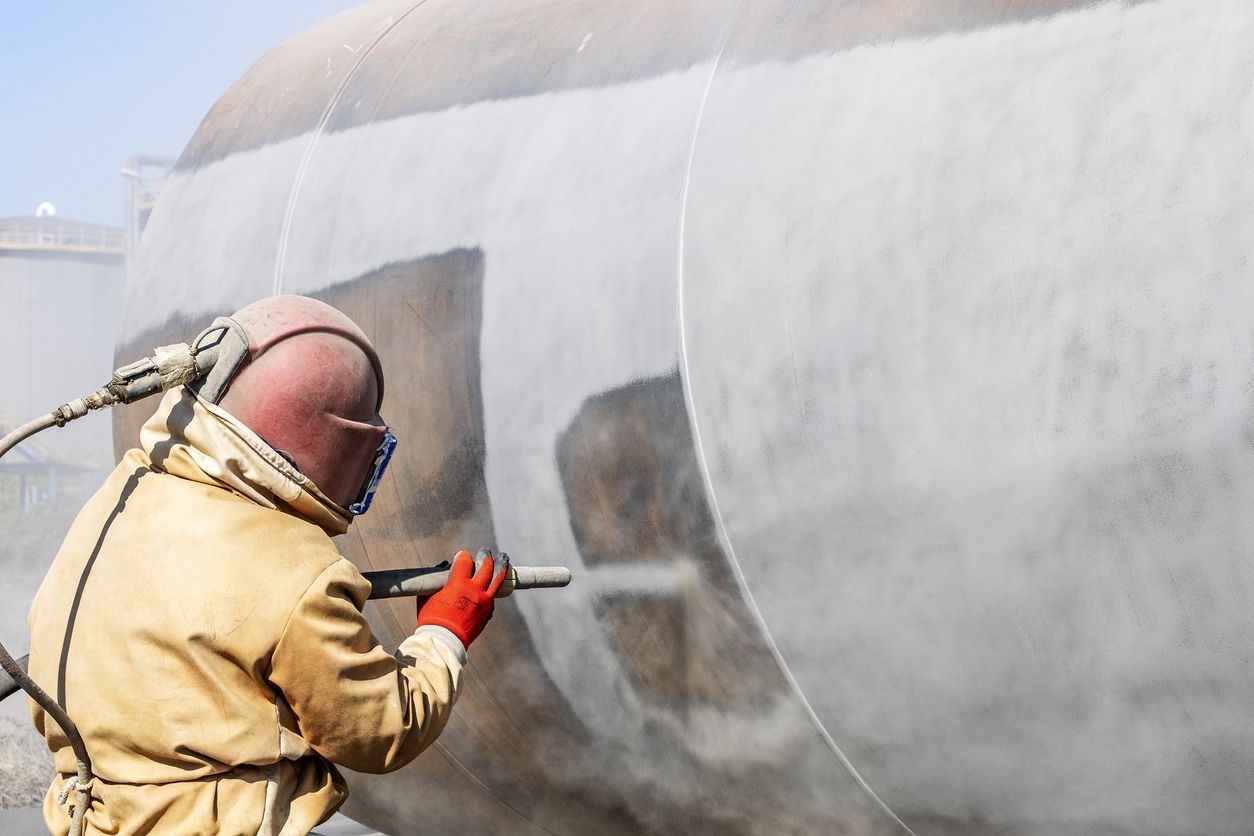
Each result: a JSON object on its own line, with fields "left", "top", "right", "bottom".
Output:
{"left": 210, "top": 295, "right": 393, "bottom": 513}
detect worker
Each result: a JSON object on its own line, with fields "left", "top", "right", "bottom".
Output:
{"left": 25, "top": 295, "right": 503, "bottom": 834}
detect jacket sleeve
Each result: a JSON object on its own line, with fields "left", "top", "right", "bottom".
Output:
{"left": 268, "top": 558, "right": 466, "bottom": 773}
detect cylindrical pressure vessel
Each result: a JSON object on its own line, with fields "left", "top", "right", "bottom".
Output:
{"left": 116, "top": 2, "right": 1254, "bottom": 833}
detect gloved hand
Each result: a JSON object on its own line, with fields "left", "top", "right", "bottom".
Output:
{"left": 416, "top": 549, "right": 507, "bottom": 648}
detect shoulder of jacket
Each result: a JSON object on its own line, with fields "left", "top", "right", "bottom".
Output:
{"left": 276, "top": 558, "right": 374, "bottom": 648}
{"left": 297, "top": 557, "right": 372, "bottom": 603}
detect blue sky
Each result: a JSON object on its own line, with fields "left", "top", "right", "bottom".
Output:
{"left": 0, "top": 2, "right": 358, "bottom": 225}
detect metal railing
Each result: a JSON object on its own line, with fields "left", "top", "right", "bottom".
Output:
{"left": 0, "top": 221, "right": 125, "bottom": 255}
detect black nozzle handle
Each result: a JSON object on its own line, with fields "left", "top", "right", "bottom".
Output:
{"left": 0, "top": 654, "right": 29, "bottom": 703}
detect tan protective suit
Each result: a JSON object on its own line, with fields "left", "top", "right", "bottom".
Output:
{"left": 27, "top": 388, "right": 466, "bottom": 835}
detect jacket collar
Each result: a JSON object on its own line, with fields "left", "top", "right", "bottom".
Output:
{"left": 139, "top": 387, "right": 352, "bottom": 536}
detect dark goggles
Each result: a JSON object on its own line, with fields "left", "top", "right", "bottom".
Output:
{"left": 348, "top": 428, "right": 397, "bottom": 516}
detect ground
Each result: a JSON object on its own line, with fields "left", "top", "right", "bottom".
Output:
{"left": 0, "top": 715, "right": 50, "bottom": 808}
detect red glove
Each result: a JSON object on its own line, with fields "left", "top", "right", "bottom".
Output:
{"left": 416, "top": 549, "right": 506, "bottom": 648}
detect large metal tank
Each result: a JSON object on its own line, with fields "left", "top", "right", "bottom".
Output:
{"left": 114, "top": 1, "right": 1254, "bottom": 833}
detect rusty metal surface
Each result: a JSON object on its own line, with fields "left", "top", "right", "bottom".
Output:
{"left": 114, "top": 1, "right": 1254, "bottom": 833}
{"left": 177, "top": 0, "right": 1102, "bottom": 169}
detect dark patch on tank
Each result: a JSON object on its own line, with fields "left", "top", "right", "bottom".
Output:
{"left": 399, "top": 435, "right": 486, "bottom": 532}
{"left": 318, "top": 248, "right": 491, "bottom": 545}
{"left": 557, "top": 373, "right": 724, "bottom": 569}
{"left": 178, "top": 0, "right": 1116, "bottom": 170}
{"left": 898, "top": 811, "right": 1148, "bottom": 836}
{"left": 557, "top": 370, "right": 782, "bottom": 706}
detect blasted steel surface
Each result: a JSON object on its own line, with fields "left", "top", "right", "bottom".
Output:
{"left": 112, "top": 1, "right": 1254, "bottom": 833}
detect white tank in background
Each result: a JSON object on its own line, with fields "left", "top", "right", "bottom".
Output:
{"left": 0, "top": 214, "right": 124, "bottom": 467}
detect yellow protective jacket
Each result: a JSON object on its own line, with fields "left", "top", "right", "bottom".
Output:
{"left": 27, "top": 387, "right": 466, "bottom": 835}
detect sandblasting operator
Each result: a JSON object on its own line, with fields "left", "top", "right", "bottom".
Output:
{"left": 25, "top": 295, "right": 503, "bottom": 834}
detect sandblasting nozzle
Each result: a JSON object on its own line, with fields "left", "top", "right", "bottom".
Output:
{"left": 364, "top": 562, "right": 572, "bottom": 600}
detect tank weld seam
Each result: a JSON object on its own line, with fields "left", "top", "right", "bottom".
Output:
{"left": 272, "top": 0, "right": 431, "bottom": 296}
{"left": 673, "top": 6, "right": 916, "bottom": 833}
{"left": 433, "top": 741, "right": 558, "bottom": 835}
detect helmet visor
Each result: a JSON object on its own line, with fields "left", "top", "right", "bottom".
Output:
{"left": 348, "top": 428, "right": 397, "bottom": 516}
